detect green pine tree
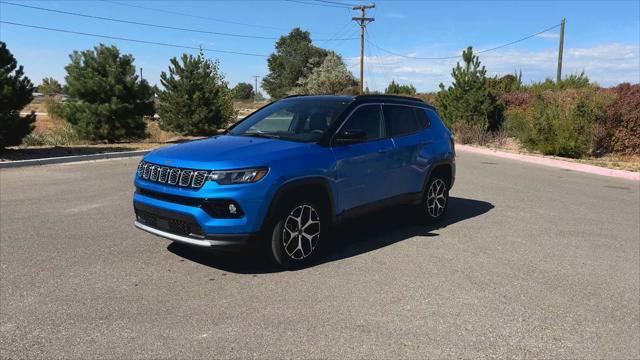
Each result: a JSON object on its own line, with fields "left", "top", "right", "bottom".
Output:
{"left": 157, "top": 51, "right": 235, "bottom": 135}
{"left": 436, "top": 46, "right": 501, "bottom": 130}
{"left": 52, "top": 44, "right": 154, "bottom": 142}
{"left": 38, "top": 77, "right": 63, "bottom": 96}
{"left": 385, "top": 80, "right": 417, "bottom": 95}
{"left": 0, "top": 41, "right": 36, "bottom": 148}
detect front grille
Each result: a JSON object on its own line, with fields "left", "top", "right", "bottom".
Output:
{"left": 138, "top": 161, "right": 209, "bottom": 189}
{"left": 136, "top": 209, "right": 204, "bottom": 237}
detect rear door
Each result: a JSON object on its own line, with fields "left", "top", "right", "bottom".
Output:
{"left": 332, "top": 104, "right": 395, "bottom": 212}
{"left": 383, "top": 104, "right": 432, "bottom": 196}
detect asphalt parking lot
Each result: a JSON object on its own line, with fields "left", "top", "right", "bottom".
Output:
{"left": 1, "top": 150, "right": 638, "bottom": 358}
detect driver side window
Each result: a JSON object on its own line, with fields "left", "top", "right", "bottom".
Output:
{"left": 339, "top": 105, "right": 384, "bottom": 140}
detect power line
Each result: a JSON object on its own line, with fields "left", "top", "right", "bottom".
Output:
{"left": 101, "top": 0, "right": 291, "bottom": 32}
{"left": 1, "top": 2, "right": 357, "bottom": 42}
{"left": 367, "top": 23, "right": 562, "bottom": 60}
{"left": 284, "top": 0, "right": 353, "bottom": 9}
{"left": 0, "top": 21, "right": 269, "bottom": 57}
{"left": 310, "top": 0, "right": 357, "bottom": 8}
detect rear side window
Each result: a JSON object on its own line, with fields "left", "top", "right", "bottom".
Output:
{"left": 383, "top": 105, "right": 420, "bottom": 136}
{"left": 414, "top": 108, "right": 430, "bottom": 128}
{"left": 339, "top": 105, "right": 385, "bottom": 140}
{"left": 425, "top": 108, "right": 446, "bottom": 127}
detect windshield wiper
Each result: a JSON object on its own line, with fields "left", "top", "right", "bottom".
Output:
{"left": 242, "top": 132, "right": 282, "bottom": 139}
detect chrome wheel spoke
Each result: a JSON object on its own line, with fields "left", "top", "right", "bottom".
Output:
{"left": 282, "top": 204, "right": 321, "bottom": 260}
{"left": 426, "top": 179, "right": 447, "bottom": 218}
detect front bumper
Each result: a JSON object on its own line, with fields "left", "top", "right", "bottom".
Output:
{"left": 134, "top": 221, "right": 258, "bottom": 250}
{"left": 133, "top": 199, "right": 260, "bottom": 251}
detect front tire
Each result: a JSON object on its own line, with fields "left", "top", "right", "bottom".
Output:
{"left": 270, "top": 201, "right": 323, "bottom": 269}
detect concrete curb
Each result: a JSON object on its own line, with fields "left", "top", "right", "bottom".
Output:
{"left": 0, "top": 150, "right": 151, "bottom": 169}
{"left": 456, "top": 144, "right": 639, "bottom": 181}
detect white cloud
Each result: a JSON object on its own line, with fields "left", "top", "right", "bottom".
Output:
{"left": 348, "top": 42, "right": 639, "bottom": 91}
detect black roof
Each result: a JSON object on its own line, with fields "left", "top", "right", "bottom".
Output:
{"left": 283, "top": 94, "right": 434, "bottom": 109}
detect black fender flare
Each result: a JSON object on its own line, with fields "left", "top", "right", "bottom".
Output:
{"left": 260, "top": 176, "right": 337, "bottom": 233}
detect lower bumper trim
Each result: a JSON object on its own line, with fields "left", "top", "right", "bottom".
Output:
{"left": 134, "top": 221, "right": 257, "bottom": 249}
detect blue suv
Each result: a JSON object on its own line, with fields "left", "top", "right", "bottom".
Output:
{"left": 133, "top": 95, "right": 455, "bottom": 268}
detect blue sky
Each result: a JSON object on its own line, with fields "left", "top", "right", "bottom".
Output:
{"left": 1, "top": 0, "right": 638, "bottom": 93}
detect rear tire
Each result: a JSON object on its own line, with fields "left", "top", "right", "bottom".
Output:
{"left": 269, "top": 200, "right": 324, "bottom": 269}
{"left": 420, "top": 174, "right": 449, "bottom": 222}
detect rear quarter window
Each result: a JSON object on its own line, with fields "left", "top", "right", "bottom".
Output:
{"left": 383, "top": 105, "right": 421, "bottom": 136}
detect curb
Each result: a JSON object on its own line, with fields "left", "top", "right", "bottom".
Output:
{"left": 456, "top": 144, "right": 639, "bottom": 182}
{"left": 0, "top": 150, "right": 151, "bottom": 169}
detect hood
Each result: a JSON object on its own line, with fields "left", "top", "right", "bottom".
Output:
{"left": 144, "top": 135, "right": 309, "bottom": 170}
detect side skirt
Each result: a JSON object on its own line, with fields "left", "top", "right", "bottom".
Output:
{"left": 335, "top": 192, "right": 422, "bottom": 225}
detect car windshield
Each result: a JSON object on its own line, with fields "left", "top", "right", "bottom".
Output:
{"left": 228, "top": 98, "right": 351, "bottom": 143}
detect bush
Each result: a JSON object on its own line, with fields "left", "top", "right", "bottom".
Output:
{"left": 527, "top": 71, "right": 594, "bottom": 91}
{"left": 601, "top": 83, "right": 640, "bottom": 155}
{"left": 504, "top": 88, "right": 611, "bottom": 158}
{"left": 52, "top": 44, "right": 154, "bottom": 142}
{"left": 451, "top": 123, "right": 507, "bottom": 147}
{"left": 157, "top": 51, "right": 235, "bottom": 135}
{"left": 21, "top": 123, "right": 80, "bottom": 146}
{"left": 0, "top": 41, "right": 36, "bottom": 148}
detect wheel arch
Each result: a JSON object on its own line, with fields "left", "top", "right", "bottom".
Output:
{"left": 424, "top": 161, "right": 454, "bottom": 191}
{"left": 260, "top": 176, "right": 336, "bottom": 233}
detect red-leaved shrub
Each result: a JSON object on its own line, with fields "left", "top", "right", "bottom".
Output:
{"left": 601, "top": 83, "right": 640, "bottom": 155}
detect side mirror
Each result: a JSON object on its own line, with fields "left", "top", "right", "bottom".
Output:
{"left": 334, "top": 129, "right": 368, "bottom": 144}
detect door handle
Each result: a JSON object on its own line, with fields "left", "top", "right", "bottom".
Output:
{"left": 420, "top": 140, "right": 433, "bottom": 146}
{"left": 377, "top": 147, "right": 392, "bottom": 153}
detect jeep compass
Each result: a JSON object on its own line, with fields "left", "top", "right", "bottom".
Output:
{"left": 133, "top": 95, "right": 455, "bottom": 268}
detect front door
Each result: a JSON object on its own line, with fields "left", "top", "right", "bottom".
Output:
{"left": 332, "top": 104, "right": 394, "bottom": 213}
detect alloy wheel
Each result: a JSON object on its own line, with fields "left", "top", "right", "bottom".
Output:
{"left": 282, "top": 204, "right": 321, "bottom": 260}
{"left": 427, "top": 178, "right": 447, "bottom": 218}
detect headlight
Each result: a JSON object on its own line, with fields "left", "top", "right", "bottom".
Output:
{"left": 208, "top": 168, "right": 268, "bottom": 185}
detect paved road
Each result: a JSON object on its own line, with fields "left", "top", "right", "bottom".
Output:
{"left": 1, "top": 151, "right": 638, "bottom": 358}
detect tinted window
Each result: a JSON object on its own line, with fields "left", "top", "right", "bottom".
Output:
{"left": 425, "top": 108, "right": 445, "bottom": 127}
{"left": 339, "top": 105, "right": 384, "bottom": 140}
{"left": 384, "top": 105, "right": 420, "bottom": 136}
{"left": 229, "top": 99, "right": 350, "bottom": 143}
{"left": 414, "top": 108, "right": 430, "bottom": 128}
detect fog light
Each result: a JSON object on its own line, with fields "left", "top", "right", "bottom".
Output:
{"left": 228, "top": 203, "right": 237, "bottom": 214}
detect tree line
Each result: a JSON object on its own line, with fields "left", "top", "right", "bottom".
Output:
{"left": 2, "top": 28, "right": 637, "bottom": 158}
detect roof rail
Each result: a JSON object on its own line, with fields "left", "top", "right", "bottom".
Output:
{"left": 355, "top": 94, "right": 425, "bottom": 103}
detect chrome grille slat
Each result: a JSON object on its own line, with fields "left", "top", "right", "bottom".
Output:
{"left": 150, "top": 165, "right": 159, "bottom": 181}
{"left": 158, "top": 167, "right": 169, "bottom": 183}
{"left": 138, "top": 162, "right": 208, "bottom": 189}
{"left": 142, "top": 163, "right": 151, "bottom": 179}
{"left": 192, "top": 171, "right": 207, "bottom": 188}
{"left": 168, "top": 168, "right": 180, "bottom": 185}
{"left": 179, "top": 170, "right": 193, "bottom": 187}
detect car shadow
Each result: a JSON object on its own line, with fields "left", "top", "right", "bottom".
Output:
{"left": 167, "top": 197, "right": 494, "bottom": 274}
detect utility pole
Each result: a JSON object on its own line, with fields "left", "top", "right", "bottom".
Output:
{"left": 252, "top": 75, "right": 260, "bottom": 101}
{"left": 556, "top": 18, "right": 565, "bottom": 83}
{"left": 352, "top": 4, "right": 375, "bottom": 94}
{"left": 139, "top": 67, "right": 143, "bottom": 81}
